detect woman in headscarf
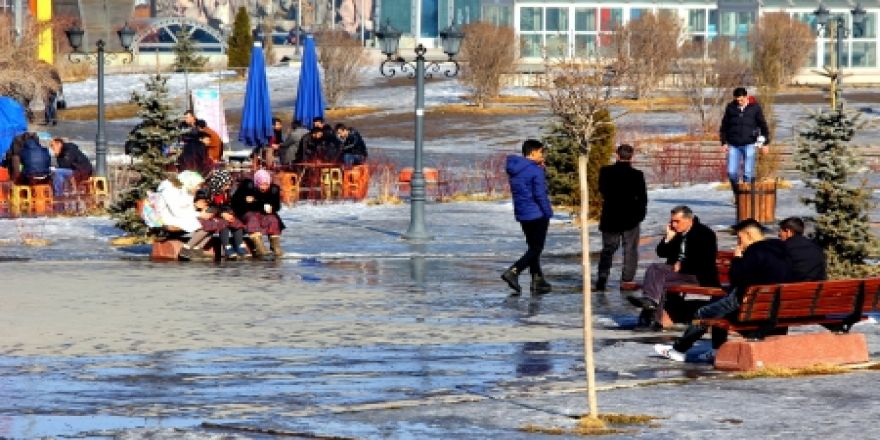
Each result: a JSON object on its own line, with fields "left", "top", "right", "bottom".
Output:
{"left": 231, "top": 169, "right": 285, "bottom": 259}
{"left": 205, "top": 170, "right": 248, "bottom": 260}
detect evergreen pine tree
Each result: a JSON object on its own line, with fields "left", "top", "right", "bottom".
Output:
{"left": 172, "top": 27, "right": 208, "bottom": 72}
{"left": 109, "top": 74, "right": 180, "bottom": 236}
{"left": 227, "top": 7, "right": 253, "bottom": 72}
{"left": 795, "top": 108, "right": 879, "bottom": 278}
{"left": 544, "top": 109, "right": 615, "bottom": 218}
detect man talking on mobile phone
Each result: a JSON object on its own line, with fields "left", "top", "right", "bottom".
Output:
{"left": 626, "top": 205, "right": 720, "bottom": 331}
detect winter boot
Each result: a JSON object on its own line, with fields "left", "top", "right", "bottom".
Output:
{"left": 249, "top": 233, "right": 270, "bottom": 260}
{"left": 269, "top": 235, "right": 284, "bottom": 258}
{"left": 501, "top": 267, "right": 522, "bottom": 295}
{"left": 531, "top": 273, "right": 553, "bottom": 295}
{"left": 224, "top": 245, "right": 238, "bottom": 261}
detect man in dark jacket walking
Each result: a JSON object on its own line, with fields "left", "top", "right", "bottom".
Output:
{"left": 595, "top": 144, "right": 647, "bottom": 291}
{"left": 720, "top": 87, "right": 770, "bottom": 189}
{"left": 778, "top": 217, "right": 826, "bottom": 282}
{"left": 502, "top": 139, "right": 554, "bottom": 296}
{"left": 628, "top": 205, "right": 719, "bottom": 330}
{"left": 655, "top": 218, "right": 790, "bottom": 362}
{"left": 49, "top": 138, "right": 93, "bottom": 195}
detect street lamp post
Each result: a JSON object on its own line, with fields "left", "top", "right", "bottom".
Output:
{"left": 65, "top": 23, "right": 135, "bottom": 177}
{"left": 814, "top": 3, "right": 866, "bottom": 110}
{"left": 376, "top": 22, "right": 464, "bottom": 241}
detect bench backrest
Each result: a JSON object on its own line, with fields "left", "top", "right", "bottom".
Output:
{"left": 738, "top": 278, "right": 879, "bottom": 324}
{"left": 716, "top": 250, "right": 734, "bottom": 285}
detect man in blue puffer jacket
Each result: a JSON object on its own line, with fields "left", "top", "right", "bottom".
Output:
{"left": 502, "top": 139, "right": 554, "bottom": 295}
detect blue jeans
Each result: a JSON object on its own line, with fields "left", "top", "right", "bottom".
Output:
{"left": 52, "top": 168, "right": 74, "bottom": 195}
{"left": 726, "top": 144, "right": 757, "bottom": 186}
{"left": 343, "top": 153, "right": 365, "bottom": 167}
{"left": 673, "top": 291, "right": 740, "bottom": 352}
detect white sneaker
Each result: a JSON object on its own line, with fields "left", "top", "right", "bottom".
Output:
{"left": 695, "top": 349, "right": 716, "bottom": 364}
{"left": 654, "top": 344, "right": 685, "bottom": 362}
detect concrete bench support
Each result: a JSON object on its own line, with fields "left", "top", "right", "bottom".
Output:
{"left": 714, "top": 332, "right": 869, "bottom": 371}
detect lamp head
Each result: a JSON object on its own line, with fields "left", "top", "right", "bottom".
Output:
{"left": 65, "top": 26, "right": 84, "bottom": 52}
{"left": 117, "top": 23, "right": 135, "bottom": 51}
{"left": 439, "top": 23, "right": 464, "bottom": 58}
{"left": 375, "top": 19, "right": 401, "bottom": 58}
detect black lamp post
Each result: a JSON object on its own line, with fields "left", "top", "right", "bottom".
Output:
{"left": 376, "top": 21, "right": 464, "bottom": 241}
{"left": 814, "top": 3, "right": 866, "bottom": 110}
{"left": 65, "top": 23, "right": 135, "bottom": 177}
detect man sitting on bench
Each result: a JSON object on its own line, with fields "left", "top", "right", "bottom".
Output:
{"left": 654, "top": 218, "right": 791, "bottom": 362}
{"left": 628, "top": 205, "right": 720, "bottom": 331}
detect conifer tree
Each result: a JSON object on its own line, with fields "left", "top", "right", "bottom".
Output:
{"left": 173, "top": 27, "right": 208, "bottom": 72}
{"left": 544, "top": 109, "right": 615, "bottom": 218}
{"left": 795, "top": 108, "right": 879, "bottom": 278}
{"left": 110, "top": 74, "right": 179, "bottom": 236}
{"left": 227, "top": 7, "right": 253, "bottom": 72}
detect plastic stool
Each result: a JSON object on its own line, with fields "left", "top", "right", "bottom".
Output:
{"left": 321, "top": 167, "right": 343, "bottom": 199}
{"left": 11, "top": 185, "right": 32, "bottom": 216}
{"left": 30, "top": 184, "right": 53, "bottom": 215}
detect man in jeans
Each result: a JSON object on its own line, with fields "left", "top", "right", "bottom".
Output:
{"left": 627, "top": 205, "right": 719, "bottom": 331}
{"left": 655, "top": 218, "right": 790, "bottom": 362}
{"left": 501, "top": 139, "right": 553, "bottom": 296}
{"left": 720, "top": 87, "right": 770, "bottom": 189}
{"left": 595, "top": 144, "right": 647, "bottom": 291}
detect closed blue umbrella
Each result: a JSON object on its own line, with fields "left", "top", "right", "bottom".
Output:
{"left": 239, "top": 43, "right": 273, "bottom": 147}
{"left": 294, "top": 35, "right": 325, "bottom": 129}
{"left": 0, "top": 97, "right": 27, "bottom": 159}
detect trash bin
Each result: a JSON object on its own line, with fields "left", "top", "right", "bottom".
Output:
{"left": 734, "top": 180, "right": 777, "bottom": 224}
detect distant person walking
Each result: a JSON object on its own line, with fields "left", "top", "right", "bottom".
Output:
{"left": 595, "top": 144, "right": 648, "bottom": 291}
{"left": 720, "top": 87, "right": 770, "bottom": 190}
{"left": 501, "top": 139, "right": 553, "bottom": 296}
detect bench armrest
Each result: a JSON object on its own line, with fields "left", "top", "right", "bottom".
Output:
{"left": 666, "top": 285, "right": 726, "bottom": 296}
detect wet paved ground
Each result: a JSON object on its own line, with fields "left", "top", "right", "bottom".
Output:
{"left": 4, "top": 189, "right": 880, "bottom": 438}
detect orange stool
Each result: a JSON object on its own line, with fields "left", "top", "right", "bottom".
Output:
{"left": 0, "top": 167, "right": 9, "bottom": 182}
{"left": 10, "top": 185, "right": 33, "bottom": 216}
{"left": 321, "top": 167, "right": 343, "bottom": 199}
{"left": 30, "top": 184, "right": 53, "bottom": 215}
{"left": 274, "top": 171, "right": 301, "bottom": 205}
{"left": 344, "top": 165, "right": 369, "bottom": 200}
{"left": 0, "top": 182, "right": 11, "bottom": 215}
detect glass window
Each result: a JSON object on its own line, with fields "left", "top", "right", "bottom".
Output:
{"left": 631, "top": 8, "right": 649, "bottom": 21}
{"left": 736, "top": 12, "right": 754, "bottom": 36}
{"left": 708, "top": 9, "right": 718, "bottom": 36}
{"left": 575, "top": 8, "right": 596, "bottom": 32}
{"left": 520, "top": 7, "right": 543, "bottom": 32}
{"left": 688, "top": 9, "right": 706, "bottom": 32}
{"left": 824, "top": 41, "right": 849, "bottom": 67}
{"left": 855, "top": 12, "right": 876, "bottom": 38}
{"left": 851, "top": 42, "right": 876, "bottom": 67}
{"left": 546, "top": 34, "right": 568, "bottom": 57}
{"left": 483, "top": 5, "right": 513, "bottom": 27}
{"left": 546, "top": 7, "right": 568, "bottom": 32}
{"left": 575, "top": 34, "right": 597, "bottom": 58}
{"left": 719, "top": 11, "right": 736, "bottom": 35}
{"left": 599, "top": 8, "right": 623, "bottom": 31}
{"left": 520, "top": 34, "right": 542, "bottom": 58}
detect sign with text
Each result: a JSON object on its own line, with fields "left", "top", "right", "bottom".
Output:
{"left": 191, "top": 89, "right": 229, "bottom": 143}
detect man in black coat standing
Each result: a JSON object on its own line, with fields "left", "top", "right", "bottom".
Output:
{"left": 778, "top": 217, "right": 826, "bottom": 281}
{"left": 720, "top": 87, "right": 771, "bottom": 190}
{"left": 595, "top": 144, "right": 647, "bottom": 291}
{"left": 628, "top": 205, "right": 720, "bottom": 331}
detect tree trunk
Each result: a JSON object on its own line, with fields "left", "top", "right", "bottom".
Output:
{"left": 578, "top": 152, "right": 599, "bottom": 416}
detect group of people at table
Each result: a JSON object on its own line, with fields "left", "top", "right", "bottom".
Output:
{"left": 174, "top": 111, "right": 368, "bottom": 176}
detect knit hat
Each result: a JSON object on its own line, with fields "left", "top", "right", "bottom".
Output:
{"left": 206, "top": 169, "right": 233, "bottom": 197}
{"left": 254, "top": 169, "right": 271, "bottom": 186}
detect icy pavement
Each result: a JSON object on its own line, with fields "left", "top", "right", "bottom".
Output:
{"left": 3, "top": 180, "right": 880, "bottom": 438}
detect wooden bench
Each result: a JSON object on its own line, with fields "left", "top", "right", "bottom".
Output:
{"left": 697, "top": 278, "right": 880, "bottom": 370}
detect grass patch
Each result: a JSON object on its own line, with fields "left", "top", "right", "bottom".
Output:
{"left": 325, "top": 106, "right": 382, "bottom": 119}
{"left": 481, "top": 95, "right": 543, "bottom": 105}
{"left": 110, "top": 236, "right": 153, "bottom": 246}
{"left": 518, "top": 413, "right": 658, "bottom": 437}
{"left": 614, "top": 96, "right": 690, "bottom": 112}
{"left": 427, "top": 104, "right": 533, "bottom": 116}
{"left": 61, "top": 102, "right": 141, "bottom": 121}
{"left": 438, "top": 192, "right": 508, "bottom": 203}
{"left": 732, "top": 364, "right": 849, "bottom": 379}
